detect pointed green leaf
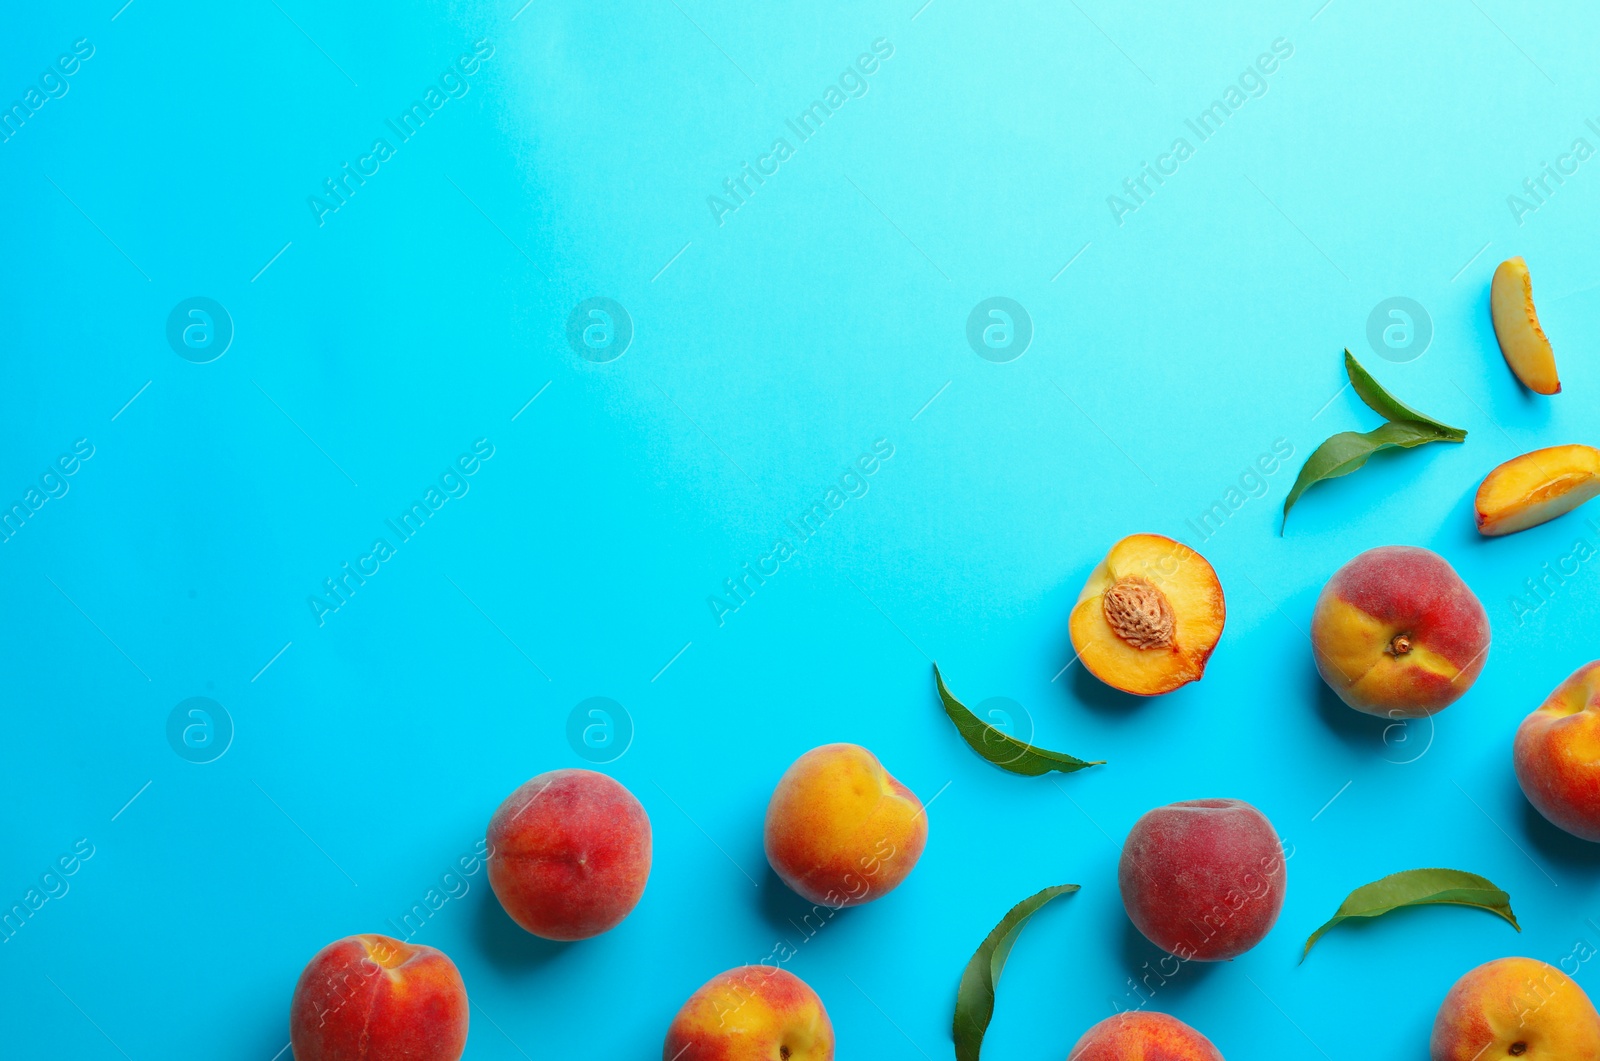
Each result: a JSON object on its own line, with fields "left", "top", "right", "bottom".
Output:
{"left": 954, "top": 884, "right": 1079, "bottom": 1061}
{"left": 1282, "top": 419, "right": 1465, "bottom": 531}
{"left": 1302, "top": 868, "right": 1519, "bottom": 961}
{"left": 934, "top": 665, "right": 1103, "bottom": 776}
{"left": 1344, "top": 350, "right": 1467, "bottom": 439}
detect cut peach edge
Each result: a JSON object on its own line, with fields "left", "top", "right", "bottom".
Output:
{"left": 1475, "top": 444, "right": 1600, "bottom": 536}
{"left": 1490, "top": 256, "right": 1562, "bottom": 395}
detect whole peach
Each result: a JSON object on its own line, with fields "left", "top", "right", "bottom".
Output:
{"left": 1515, "top": 660, "right": 1600, "bottom": 840}
{"left": 1431, "top": 956, "right": 1600, "bottom": 1060}
{"left": 663, "top": 966, "right": 834, "bottom": 1061}
{"left": 764, "top": 743, "right": 926, "bottom": 906}
{"left": 289, "top": 934, "right": 467, "bottom": 1061}
{"left": 1118, "top": 798, "right": 1286, "bottom": 961}
{"left": 486, "top": 768, "right": 651, "bottom": 940}
{"left": 1311, "top": 546, "right": 1490, "bottom": 718}
{"left": 1068, "top": 1011, "right": 1224, "bottom": 1060}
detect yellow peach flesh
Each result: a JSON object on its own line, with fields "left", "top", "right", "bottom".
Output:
{"left": 1069, "top": 534, "right": 1225, "bottom": 696}
{"left": 1491, "top": 257, "right": 1561, "bottom": 394}
{"left": 1476, "top": 444, "right": 1600, "bottom": 536}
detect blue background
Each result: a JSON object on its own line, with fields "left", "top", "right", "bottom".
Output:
{"left": 4, "top": 0, "right": 1600, "bottom": 1057}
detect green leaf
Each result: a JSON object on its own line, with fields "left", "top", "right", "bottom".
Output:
{"left": 954, "top": 884, "right": 1079, "bottom": 1061}
{"left": 1344, "top": 350, "right": 1467, "bottom": 440}
{"left": 1281, "top": 419, "right": 1464, "bottom": 531}
{"left": 934, "top": 665, "right": 1103, "bottom": 776}
{"left": 1302, "top": 868, "right": 1519, "bottom": 961}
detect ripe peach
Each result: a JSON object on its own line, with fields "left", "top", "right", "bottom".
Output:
{"left": 1069, "top": 534, "right": 1226, "bottom": 696}
{"left": 289, "top": 934, "right": 467, "bottom": 1061}
{"left": 1476, "top": 445, "right": 1600, "bottom": 536}
{"left": 1431, "top": 956, "right": 1600, "bottom": 1060}
{"left": 1068, "top": 1011, "right": 1225, "bottom": 1060}
{"left": 1515, "top": 660, "right": 1600, "bottom": 841}
{"left": 764, "top": 743, "right": 926, "bottom": 907}
{"left": 1118, "top": 799, "right": 1286, "bottom": 961}
{"left": 663, "top": 966, "right": 834, "bottom": 1061}
{"left": 486, "top": 768, "right": 651, "bottom": 941}
{"left": 1311, "top": 546, "right": 1490, "bottom": 719}
{"left": 1491, "top": 256, "right": 1562, "bottom": 394}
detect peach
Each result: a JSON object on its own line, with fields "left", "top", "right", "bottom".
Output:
{"left": 1431, "top": 956, "right": 1600, "bottom": 1060}
{"left": 1118, "top": 799, "right": 1286, "bottom": 961}
{"left": 1491, "top": 257, "right": 1562, "bottom": 394}
{"left": 1515, "top": 660, "right": 1600, "bottom": 841}
{"left": 1068, "top": 1011, "right": 1225, "bottom": 1060}
{"left": 764, "top": 743, "right": 926, "bottom": 907}
{"left": 1311, "top": 546, "right": 1490, "bottom": 719}
{"left": 289, "top": 934, "right": 467, "bottom": 1061}
{"left": 486, "top": 768, "right": 651, "bottom": 940}
{"left": 1069, "top": 534, "right": 1226, "bottom": 696}
{"left": 663, "top": 965, "right": 834, "bottom": 1061}
{"left": 1476, "top": 445, "right": 1600, "bottom": 536}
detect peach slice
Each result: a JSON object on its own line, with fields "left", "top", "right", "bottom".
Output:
{"left": 1069, "top": 534, "right": 1225, "bottom": 696}
{"left": 1476, "top": 444, "right": 1600, "bottom": 536}
{"left": 1491, "top": 257, "right": 1561, "bottom": 394}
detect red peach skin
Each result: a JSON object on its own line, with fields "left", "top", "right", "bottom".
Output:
{"left": 1515, "top": 661, "right": 1600, "bottom": 841}
{"left": 289, "top": 934, "right": 467, "bottom": 1061}
{"left": 764, "top": 743, "right": 927, "bottom": 907}
{"left": 487, "top": 768, "right": 651, "bottom": 940}
{"left": 1069, "top": 1011, "right": 1225, "bottom": 1060}
{"left": 663, "top": 966, "right": 834, "bottom": 1061}
{"left": 1118, "top": 799, "right": 1286, "bottom": 961}
{"left": 1311, "top": 546, "right": 1490, "bottom": 718}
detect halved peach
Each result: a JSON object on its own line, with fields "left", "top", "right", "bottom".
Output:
{"left": 1491, "top": 257, "right": 1561, "bottom": 394}
{"left": 1069, "top": 534, "right": 1225, "bottom": 696}
{"left": 1476, "top": 444, "right": 1600, "bottom": 536}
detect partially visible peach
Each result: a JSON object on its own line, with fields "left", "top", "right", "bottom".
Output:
{"left": 1311, "top": 546, "right": 1490, "bottom": 718}
{"left": 1069, "top": 534, "right": 1226, "bottom": 696}
{"left": 1515, "top": 660, "right": 1600, "bottom": 841}
{"left": 663, "top": 966, "right": 834, "bottom": 1061}
{"left": 1068, "top": 1011, "right": 1225, "bottom": 1060}
{"left": 289, "top": 934, "right": 467, "bottom": 1061}
{"left": 764, "top": 743, "right": 926, "bottom": 907}
{"left": 486, "top": 768, "right": 651, "bottom": 940}
{"left": 1118, "top": 798, "right": 1286, "bottom": 961}
{"left": 1491, "top": 256, "right": 1562, "bottom": 394}
{"left": 1476, "top": 445, "right": 1600, "bottom": 536}
{"left": 1431, "top": 956, "right": 1600, "bottom": 1060}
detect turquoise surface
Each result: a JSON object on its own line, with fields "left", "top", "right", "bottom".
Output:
{"left": 4, "top": 0, "right": 1600, "bottom": 1057}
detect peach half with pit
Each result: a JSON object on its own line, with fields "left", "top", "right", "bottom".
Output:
{"left": 1068, "top": 534, "right": 1225, "bottom": 697}
{"left": 1311, "top": 546, "right": 1490, "bottom": 719}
